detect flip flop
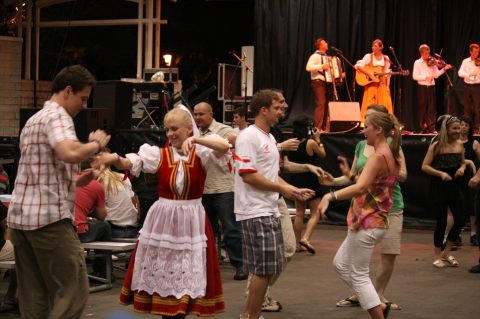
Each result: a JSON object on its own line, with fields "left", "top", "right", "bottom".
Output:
{"left": 390, "top": 303, "right": 402, "bottom": 310}
{"left": 299, "top": 239, "right": 316, "bottom": 254}
{"left": 336, "top": 297, "right": 360, "bottom": 307}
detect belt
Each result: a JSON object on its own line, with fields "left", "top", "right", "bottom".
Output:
{"left": 108, "top": 222, "right": 137, "bottom": 230}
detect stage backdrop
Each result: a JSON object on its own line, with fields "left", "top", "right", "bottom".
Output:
{"left": 253, "top": 0, "right": 480, "bottom": 131}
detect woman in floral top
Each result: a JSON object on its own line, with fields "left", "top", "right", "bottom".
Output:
{"left": 319, "top": 111, "right": 401, "bottom": 319}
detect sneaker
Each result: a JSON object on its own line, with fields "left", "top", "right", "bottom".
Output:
{"left": 262, "top": 297, "right": 283, "bottom": 312}
{"left": 469, "top": 264, "right": 480, "bottom": 273}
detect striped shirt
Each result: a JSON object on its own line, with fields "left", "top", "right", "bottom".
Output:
{"left": 7, "top": 101, "right": 79, "bottom": 230}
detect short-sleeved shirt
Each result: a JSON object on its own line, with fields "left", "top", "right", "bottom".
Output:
{"left": 74, "top": 179, "right": 106, "bottom": 234}
{"left": 200, "top": 119, "right": 236, "bottom": 194}
{"left": 234, "top": 125, "right": 280, "bottom": 221}
{"left": 103, "top": 176, "right": 138, "bottom": 227}
{"left": 8, "top": 101, "right": 79, "bottom": 230}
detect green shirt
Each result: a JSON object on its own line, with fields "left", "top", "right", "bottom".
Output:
{"left": 354, "top": 140, "right": 404, "bottom": 213}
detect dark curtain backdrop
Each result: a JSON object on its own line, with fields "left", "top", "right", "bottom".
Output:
{"left": 254, "top": 0, "right": 480, "bottom": 131}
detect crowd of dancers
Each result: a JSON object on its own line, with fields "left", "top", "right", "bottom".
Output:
{"left": 1, "top": 43, "right": 480, "bottom": 319}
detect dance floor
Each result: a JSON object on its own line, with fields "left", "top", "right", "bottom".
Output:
{"left": 1, "top": 224, "right": 478, "bottom": 318}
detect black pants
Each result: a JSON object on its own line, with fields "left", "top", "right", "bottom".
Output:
{"left": 464, "top": 83, "right": 480, "bottom": 130}
{"left": 431, "top": 182, "right": 465, "bottom": 248}
{"left": 417, "top": 85, "right": 436, "bottom": 132}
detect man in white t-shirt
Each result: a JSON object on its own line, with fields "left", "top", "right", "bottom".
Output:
{"left": 235, "top": 89, "right": 314, "bottom": 319}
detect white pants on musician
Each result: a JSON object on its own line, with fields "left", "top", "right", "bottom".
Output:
{"left": 333, "top": 228, "right": 386, "bottom": 310}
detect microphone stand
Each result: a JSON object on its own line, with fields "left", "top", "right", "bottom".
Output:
{"left": 389, "top": 47, "right": 403, "bottom": 121}
{"left": 231, "top": 51, "right": 254, "bottom": 108}
{"left": 332, "top": 48, "right": 356, "bottom": 102}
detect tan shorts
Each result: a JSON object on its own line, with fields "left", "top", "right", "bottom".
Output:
{"left": 0, "top": 240, "right": 14, "bottom": 261}
{"left": 380, "top": 212, "right": 403, "bottom": 255}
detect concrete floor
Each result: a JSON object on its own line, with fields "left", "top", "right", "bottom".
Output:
{"left": 2, "top": 224, "right": 480, "bottom": 318}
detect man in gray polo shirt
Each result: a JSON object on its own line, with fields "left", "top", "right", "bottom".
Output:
{"left": 194, "top": 101, "right": 246, "bottom": 280}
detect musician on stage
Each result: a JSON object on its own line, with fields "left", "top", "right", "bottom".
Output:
{"left": 355, "top": 39, "right": 393, "bottom": 121}
{"left": 412, "top": 44, "right": 452, "bottom": 133}
{"left": 306, "top": 38, "right": 340, "bottom": 131}
{"left": 458, "top": 43, "right": 480, "bottom": 133}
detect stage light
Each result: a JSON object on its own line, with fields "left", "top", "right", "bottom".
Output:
{"left": 163, "top": 54, "right": 172, "bottom": 67}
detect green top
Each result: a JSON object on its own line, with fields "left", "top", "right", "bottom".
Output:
{"left": 354, "top": 140, "right": 404, "bottom": 213}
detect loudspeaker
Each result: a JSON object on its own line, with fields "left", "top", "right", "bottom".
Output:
{"left": 19, "top": 108, "right": 110, "bottom": 143}
{"left": 92, "top": 81, "right": 167, "bottom": 129}
{"left": 327, "top": 102, "right": 361, "bottom": 132}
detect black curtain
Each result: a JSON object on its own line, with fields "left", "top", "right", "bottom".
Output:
{"left": 254, "top": 0, "right": 480, "bottom": 131}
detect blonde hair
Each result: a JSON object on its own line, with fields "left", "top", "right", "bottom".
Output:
{"left": 436, "top": 116, "right": 460, "bottom": 153}
{"left": 97, "top": 167, "right": 127, "bottom": 196}
{"left": 164, "top": 108, "right": 192, "bottom": 127}
{"left": 366, "top": 112, "right": 402, "bottom": 165}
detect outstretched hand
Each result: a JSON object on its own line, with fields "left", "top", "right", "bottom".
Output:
{"left": 337, "top": 156, "right": 351, "bottom": 177}
{"left": 318, "top": 171, "right": 335, "bottom": 186}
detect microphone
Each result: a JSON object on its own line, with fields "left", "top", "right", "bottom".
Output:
{"left": 389, "top": 46, "right": 395, "bottom": 52}
{"left": 229, "top": 50, "right": 235, "bottom": 54}
{"left": 331, "top": 46, "right": 342, "bottom": 54}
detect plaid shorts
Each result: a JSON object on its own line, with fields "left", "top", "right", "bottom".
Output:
{"left": 240, "top": 215, "right": 284, "bottom": 276}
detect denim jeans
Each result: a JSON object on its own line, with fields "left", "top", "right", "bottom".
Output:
{"left": 110, "top": 224, "right": 138, "bottom": 239}
{"left": 202, "top": 192, "right": 243, "bottom": 268}
{"left": 78, "top": 220, "right": 112, "bottom": 275}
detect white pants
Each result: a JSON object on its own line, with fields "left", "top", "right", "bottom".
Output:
{"left": 333, "top": 228, "right": 386, "bottom": 310}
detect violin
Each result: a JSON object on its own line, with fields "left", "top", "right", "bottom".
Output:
{"left": 475, "top": 57, "right": 480, "bottom": 67}
{"left": 426, "top": 54, "right": 454, "bottom": 69}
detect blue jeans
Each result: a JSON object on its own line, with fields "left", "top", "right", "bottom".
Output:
{"left": 78, "top": 220, "right": 112, "bottom": 275}
{"left": 202, "top": 192, "right": 243, "bottom": 268}
{"left": 109, "top": 223, "right": 139, "bottom": 239}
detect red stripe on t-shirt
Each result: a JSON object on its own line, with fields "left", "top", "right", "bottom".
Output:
{"left": 238, "top": 168, "right": 257, "bottom": 174}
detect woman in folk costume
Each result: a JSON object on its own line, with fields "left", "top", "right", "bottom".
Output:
{"left": 355, "top": 39, "right": 394, "bottom": 121}
{"left": 98, "top": 106, "right": 229, "bottom": 318}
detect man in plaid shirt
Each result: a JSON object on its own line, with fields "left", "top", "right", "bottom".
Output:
{"left": 7, "top": 65, "right": 110, "bottom": 318}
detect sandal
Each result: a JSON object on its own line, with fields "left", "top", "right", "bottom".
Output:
{"left": 390, "top": 303, "right": 402, "bottom": 310}
{"left": 443, "top": 255, "right": 459, "bottom": 267}
{"left": 433, "top": 259, "right": 446, "bottom": 268}
{"left": 336, "top": 297, "right": 360, "bottom": 307}
{"left": 299, "top": 239, "right": 316, "bottom": 254}
{"left": 296, "top": 245, "right": 307, "bottom": 253}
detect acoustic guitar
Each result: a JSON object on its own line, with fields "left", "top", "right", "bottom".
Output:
{"left": 355, "top": 66, "right": 410, "bottom": 86}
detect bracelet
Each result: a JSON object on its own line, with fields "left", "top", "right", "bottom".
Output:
{"left": 329, "top": 189, "right": 337, "bottom": 202}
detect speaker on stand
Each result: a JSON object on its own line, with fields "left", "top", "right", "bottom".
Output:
{"left": 327, "top": 102, "right": 362, "bottom": 133}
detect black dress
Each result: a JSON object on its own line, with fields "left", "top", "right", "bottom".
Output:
{"left": 288, "top": 139, "right": 326, "bottom": 199}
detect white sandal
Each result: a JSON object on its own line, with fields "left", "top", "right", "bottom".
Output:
{"left": 443, "top": 255, "right": 459, "bottom": 267}
{"left": 433, "top": 259, "right": 446, "bottom": 268}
